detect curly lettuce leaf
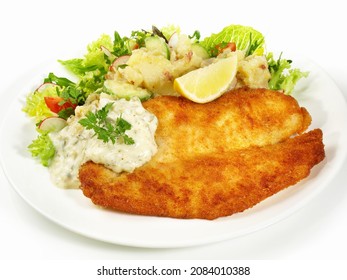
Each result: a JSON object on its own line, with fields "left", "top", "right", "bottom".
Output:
{"left": 85, "top": 34, "right": 113, "bottom": 68}
{"left": 28, "top": 132, "right": 55, "bottom": 167}
{"left": 267, "top": 52, "right": 309, "bottom": 94}
{"left": 22, "top": 85, "right": 59, "bottom": 122}
{"left": 200, "top": 25, "right": 265, "bottom": 57}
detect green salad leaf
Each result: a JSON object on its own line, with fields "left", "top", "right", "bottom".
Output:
{"left": 113, "top": 31, "right": 133, "bottom": 57}
{"left": 44, "top": 72, "right": 86, "bottom": 106}
{"left": 57, "top": 59, "right": 98, "bottom": 77}
{"left": 59, "top": 34, "right": 113, "bottom": 94}
{"left": 28, "top": 132, "right": 55, "bottom": 167}
{"left": 44, "top": 72, "right": 75, "bottom": 87}
{"left": 267, "top": 52, "right": 309, "bottom": 94}
{"left": 22, "top": 84, "right": 58, "bottom": 122}
{"left": 200, "top": 25, "right": 265, "bottom": 57}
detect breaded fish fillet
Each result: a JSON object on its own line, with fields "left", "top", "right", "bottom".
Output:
{"left": 142, "top": 87, "right": 312, "bottom": 162}
{"left": 80, "top": 129, "right": 324, "bottom": 220}
{"left": 79, "top": 87, "right": 324, "bottom": 220}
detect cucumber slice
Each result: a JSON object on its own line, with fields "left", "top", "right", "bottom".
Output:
{"left": 145, "top": 36, "right": 170, "bottom": 59}
{"left": 191, "top": 43, "right": 210, "bottom": 59}
{"left": 103, "top": 79, "right": 152, "bottom": 101}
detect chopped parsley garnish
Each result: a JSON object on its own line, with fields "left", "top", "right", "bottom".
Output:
{"left": 78, "top": 102, "right": 135, "bottom": 145}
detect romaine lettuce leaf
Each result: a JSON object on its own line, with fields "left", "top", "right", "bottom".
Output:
{"left": 200, "top": 25, "right": 265, "bottom": 57}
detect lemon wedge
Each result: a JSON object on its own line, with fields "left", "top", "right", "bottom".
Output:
{"left": 173, "top": 55, "right": 238, "bottom": 103}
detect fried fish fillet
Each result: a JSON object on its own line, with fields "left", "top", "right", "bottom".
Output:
{"left": 142, "top": 87, "right": 312, "bottom": 163}
{"left": 79, "top": 88, "right": 324, "bottom": 220}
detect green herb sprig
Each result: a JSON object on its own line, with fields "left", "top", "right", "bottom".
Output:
{"left": 78, "top": 103, "right": 135, "bottom": 145}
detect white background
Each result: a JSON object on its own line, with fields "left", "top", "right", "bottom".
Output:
{"left": 1, "top": 0, "right": 346, "bottom": 269}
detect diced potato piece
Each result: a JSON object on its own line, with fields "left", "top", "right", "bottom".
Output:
{"left": 237, "top": 55, "right": 271, "bottom": 88}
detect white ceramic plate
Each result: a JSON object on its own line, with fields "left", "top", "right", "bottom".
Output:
{"left": 1, "top": 57, "right": 347, "bottom": 249}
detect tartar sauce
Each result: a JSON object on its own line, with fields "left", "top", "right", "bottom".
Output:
{"left": 48, "top": 93, "right": 158, "bottom": 188}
